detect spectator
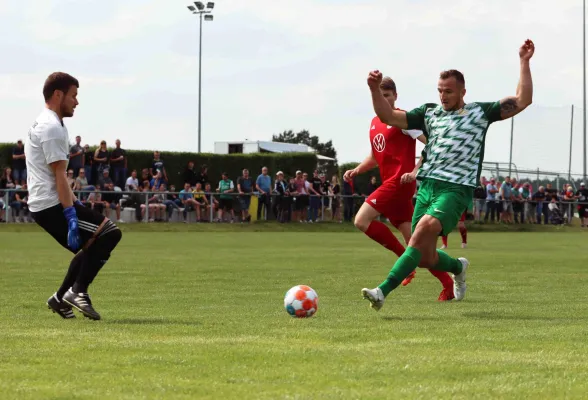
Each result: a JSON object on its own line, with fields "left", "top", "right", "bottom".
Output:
{"left": 10, "top": 184, "right": 29, "bottom": 223}
{"left": 237, "top": 169, "right": 254, "bottom": 223}
{"left": 273, "top": 171, "right": 288, "bottom": 223}
{"left": 179, "top": 183, "right": 197, "bottom": 223}
{"left": 83, "top": 144, "right": 93, "bottom": 184}
{"left": 307, "top": 170, "right": 322, "bottom": 223}
{"left": 521, "top": 182, "right": 536, "bottom": 224}
{"left": 512, "top": 184, "right": 524, "bottom": 223}
{"left": 125, "top": 170, "right": 140, "bottom": 192}
{"left": 1, "top": 167, "right": 16, "bottom": 192}
{"left": 74, "top": 168, "right": 94, "bottom": 201}
{"left": 183, "top": 161, "right": 197, "bottom": 187}
{"left": 562, "top": 187, "right": 575, "bottom": 224}
{"left": 192, "top": 182, "right": 210, "bottom": 222}
{"left": 532, "top": 185, "right": 548, "bottom": 224}
{"left": 545, "top": 183, "right": 558, "bottom": 203}
{"left": 110, "top": 139, "right": 127, "bottom": 189}
{"left": 69, "top": 136, "right": 84, "bottom": 177}
{"left": 284, "top": 177, "right": 298, "bottom": 223}
{"left": 331, "top": 175, "right": 342, "bottom": 223}
{"left": 500, "top": 176, "right": 514, "bottom": 224}
{"left": 151, "top": 151, "right": 168, "bottom": 183}
{"left": 0, "top": 198, "right": 5, "bottom": 222}
{"left": 102, "top": 183, "right": 123, "bottom": 223}
{"left": 342, "top": 176, "right": 357, "bottom": 222}
{"left": 141, "top": 168, "right": 151, "bottom": 184}
{"left": 576, "top": 183, "right": 588, "bottom": 227}
{"left": 198, "top": 165, "right": 209, "bottom": 188}
{"left": 484, "top": 178, "right": 498, "bottom": 223}
{"left": 67, "top": 169, "right": 76, "bottom": 190}
{"left": 164, "top": 184, "right": 182, "bottom": 221}
{"left": 293, "top": 171, "right": 308, "bottom": 223}
{"left": 146, "top": 183, "right": 164, "bottom": 222}
{"left": 548, "top": 197, "right": 564, "bottom": 225}
{"left": 11, "top": 140, "right": 26, "bottom": 186}
{"left": 320, "top": 173, "right": 331, "bottom": 219}
{"left": 204, "top": 182, "right": 219, "bottom": 213}
{"left": 256, "top": 167, "right": 272, "bottom": 221}
{"left": 98, "top": 169, "right": 113, "bottom": 190}
{"left": 217, "top": 172, "right": 235, "bottom": 223}
{"left": 94, "top": 140, "right": 110, "bottom": 177}
{"left": 150, "top": 170, "right": 164, "bottom": 190}
{"left": 87, "top": 188, "right": 105, "bottom": 214}
{"left": 138, "top": 181, "right": 157, "bottom": 223}
{"left": 473, "top": 177, "right": 487, "bottom": 222}
{"left": 366, "top": 176, "right": 379, "bottom": 196}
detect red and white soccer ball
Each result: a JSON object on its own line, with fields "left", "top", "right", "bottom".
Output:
{"left": 284, "top": 285, "right": 318, "bottom": 318}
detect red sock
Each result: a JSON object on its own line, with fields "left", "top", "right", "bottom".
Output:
{"left": 364, "top": 221, "right": 405, "bottom": 257}
{"left": 442, "top": 235, "right": 448, "bottom": 247}
{"left": 428, "top": 268, "right": 453, "bottom": 289}
{"left": 459, "top": 226, "right": 467, "bottom": 244}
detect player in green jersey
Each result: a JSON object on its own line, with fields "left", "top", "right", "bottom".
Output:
{"left": 362, "top": 39, "right": 535, "bottom": 311}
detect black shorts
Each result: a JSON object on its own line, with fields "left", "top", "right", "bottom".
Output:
{"left": 219, "top": 198, "right": 233, "bottom": 210}
{"left": 31, "top": 203, "right": 107, "bottom": 254}
{"left": 295, "top": 195, "right": 308, "bottom": 211}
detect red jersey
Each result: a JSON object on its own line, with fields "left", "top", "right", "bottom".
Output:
{"left": 369, "top": 115, "right": 421, "bottom": 183}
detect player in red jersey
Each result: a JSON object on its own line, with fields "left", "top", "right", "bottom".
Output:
{"left": 440, "top": 210, "right": 468, "bottom": 249}
{"left": 344, "top": 77, "right": 454, "bottom": 301}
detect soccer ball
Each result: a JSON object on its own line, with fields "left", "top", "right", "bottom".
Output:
{"left": 284, "top": 285, "right": 318, "bottom": 318}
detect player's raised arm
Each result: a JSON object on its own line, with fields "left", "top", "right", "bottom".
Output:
{"left": 499, "top": 39, "right": 534, "bottom": 120}
{"left": 367, "top": 70, "right": 408, "bottom": 129}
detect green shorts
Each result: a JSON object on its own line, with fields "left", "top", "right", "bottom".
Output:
{"left": 412, "top": 179, "right": 473, "bottom": 236}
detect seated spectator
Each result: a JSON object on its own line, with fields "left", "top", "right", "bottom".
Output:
{"left": 204, "top": 183, "right": 219, "bottom": 212}
{"left": 102, "top": 183, "right": 123, "bottom": 223}
{"left": 217, "top": 172, "right": 235, "bottom": 223}
{"left": 179, "top": 183, "right": 198, "bottom": 223}
{"left": 192, "top": 182, "right": 210, "bottom": 222}
{"left": 150, "top": 170, "right": 164, "bottom": 191}
{"left": 125, "top": 170, "right": 140, "bottom": 192}
{"left": 162, "top": 184, "right": 181, "bottom": 220}
{"left": 98, "top": 168, "right": 113, "bottom": 190}
{"left": 75, "top": 168, "right": 94, "bottom": 200}
{"left": 87, "top": 189, "right": 105, "bottom": 214}
{"left": 140, "top": 168, "right": 151, "bottom": 184}
{"left": 146, "top": 184, "right": 165, "bottom": 222}
{"left": 67, "top": 169, "right": 76, "bottom": 190}
{"left": 548, "top": 198, "right": 564, "bottom": 225}
{"left": 1, "top": 167, "right": 16, "bottom": 191}
{"left": 10, "top": 184, "right": 29, "bottom": 223}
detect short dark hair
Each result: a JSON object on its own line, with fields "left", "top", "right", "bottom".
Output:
{"left": 380, "top": 77, "right": 396, "bottom": 92}
{"left": 43, "top": 72, "right": 79, "bottom": 102}
{"left": 439, "top": 70, "right": 465, "bottom": 85}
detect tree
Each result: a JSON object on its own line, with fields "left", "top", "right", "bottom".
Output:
{"left": 272, "top": 130, "right": 337, "bottom": 162}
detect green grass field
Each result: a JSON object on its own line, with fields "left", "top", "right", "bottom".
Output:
{"left": 1, "top": 225, "right": 587, "bottom": 399}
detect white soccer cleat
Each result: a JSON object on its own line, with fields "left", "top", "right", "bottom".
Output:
{"left": 452, "top": 258, "right": 469, "bottom": 301}
{"left": 461, "top": 243, "right": 467, "bottom": 249}
{"left": 361, "top": 287, "right": 385, "bottom": 311}
{"left": 440, "top": 245, "right": 447, "bottom": 250}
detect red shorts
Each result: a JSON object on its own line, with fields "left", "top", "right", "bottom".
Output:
{"left": 460, "top": 211, "right": 466, "bottom": 222}
{"left": 366, "top": 179, "right": 415, "bottom": 228}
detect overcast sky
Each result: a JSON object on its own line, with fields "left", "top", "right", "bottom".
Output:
{"left": 0, "top": 0, "right": 586, "bottom": 177}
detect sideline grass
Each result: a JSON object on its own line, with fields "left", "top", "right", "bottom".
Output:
{"left": 1, "top": 228, "right": 587, "bottom": 399}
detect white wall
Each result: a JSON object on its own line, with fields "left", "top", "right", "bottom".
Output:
{"left": 214, "top": 142, "right": 229, "bottom": 154}
{"left": 243, "top": 143, "right": 259, "bottom": 154}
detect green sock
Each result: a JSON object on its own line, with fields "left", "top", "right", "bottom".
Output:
{"left": 378, "top": 247, "right": 422, "bottom": 297}
{"left": 432, "top": 250, "right": 463, "bottom": 275}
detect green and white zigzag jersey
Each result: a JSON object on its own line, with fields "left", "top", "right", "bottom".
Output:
{"left": 406, "top": 102, "right": 501, "bottom": 188}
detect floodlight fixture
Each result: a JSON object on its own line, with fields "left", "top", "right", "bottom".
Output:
{"left": 194, "top": 1, "right": 205, "bottom": 10}
{"left": 204, "top": 14, "right": 213, "bottom": 21}
{"left": 187, "top": 5, "right": 196, "bottom": 11}
{"left": 207, "top": 2, "right": 215, "bottom": 9}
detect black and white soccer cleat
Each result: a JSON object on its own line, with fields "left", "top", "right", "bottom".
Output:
{"left": 62, "top": 289, "right": 101, "bottom": 320}
{"left": 47, "top": 293, "right": 76, "bottom": 319}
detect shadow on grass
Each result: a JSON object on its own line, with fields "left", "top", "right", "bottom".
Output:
{"left": 108, "top": 318, "right": 200, "bottom": 326}
{"left": 381, "top": 315, "right": 443, "bottom": 321}
{"left": 462, "top": 311, "right": 582, "bottom": 321}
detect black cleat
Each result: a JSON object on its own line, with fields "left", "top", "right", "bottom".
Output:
{"left": 47, "top": 293, "right": 76, "bottom": 319}
{"left": 62, "top": 289, "right": 101, "bottom": 320}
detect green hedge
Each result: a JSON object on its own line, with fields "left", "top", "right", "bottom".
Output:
{"left": 0, "top": 143, "right": 319, "bottom": 188}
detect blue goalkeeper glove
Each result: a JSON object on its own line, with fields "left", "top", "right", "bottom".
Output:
{"left": 63, "top": 206, "right": 81, "bottom": 251}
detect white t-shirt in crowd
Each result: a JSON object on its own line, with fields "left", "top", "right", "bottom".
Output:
{"left": 125, "top": 177, "right": 139, "bottom": 191}
{"left": 25, "top": 108, "right": 70, "bottom": 213}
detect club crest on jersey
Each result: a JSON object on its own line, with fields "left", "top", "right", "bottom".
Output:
{"left": 372, "top": 133, "right": 386, "bottom": 152}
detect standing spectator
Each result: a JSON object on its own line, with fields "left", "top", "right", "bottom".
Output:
{"left": 293, "top": 171, "right": 308, "bottom": 223}
{"left": 331, "top": 175, "right": 342, "bottom": 223}
{"left": 68, "top": 135, "right": 84, "bottom": 177}
{"left": 562, "top": 187, "right": 576, "bottom": 224}
{"left": 500, "top": 176, "right": 514, "bottom": 224}
{"left": 320, "top": 174, "right": 331, "bottom": 219}
{"left": 576, "top": 183, "right": 588, "bottom": 227}
{"left": 237, "top": 169, "right": 254, "bottom": 223}
{"left": 125, "top": 170, "right": 140, "bottom": 192}
{"left": 179, "top": 183, "right": 197, "bottom": 223}
{"left": 83, "top": 144, "right": 93, "bottom": 184}
{"left": 484, "top": 178, "right": 498, "bottom": 223}
{"left": 522, "top": 182, "right": 536, "bottom": 224}
{"left": 545, "top": 183, "right": 558, "bottom": 203}
{"left": 284, "top": 177, "right": 298, "bottom": 223}
{"left": 183, "top": 161, "right": 197, "bottom": 187}
{"left": 473, "top": 178, "right": 487, "bottom": 222}
{"left": 110, "top": 139, "right": 127, "bottom": 189}
{"left": 11, "top": 140, "right": 26, "bottom": 186}
{"left": 366, "top": 176, "right": 379, "bottom": 196}
{"left": 151, "top": 151, "right": 168, "bottom": 183}
{"left": 94, "top": 140, "right": 110, "bottom": 177}
{"left": 217, "top": 172, "right": 235, "bottom": 223}
{"left": 342, "top": 176, "right": 357, "bottom": 222}
{"left": 512, "top": 184, "right": 524, "bottom": 223}
{"left": 533, "top": 185, "right": 548, "bottom": 224}
{"left": 256, "top": 167, "right": 272, "bottom": 221}
{"left": 307, "top": 170, "right": 322, "bottom": 223}
{"left": 274, "top": 171, "right": 288, "bottom": 223}
{"left": 198, "top": 165, "right": 209, "bottom": 188}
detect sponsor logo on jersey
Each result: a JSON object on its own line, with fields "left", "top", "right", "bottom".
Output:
{"left": 372, "top": 133, "right": 386, "bottom": 152}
